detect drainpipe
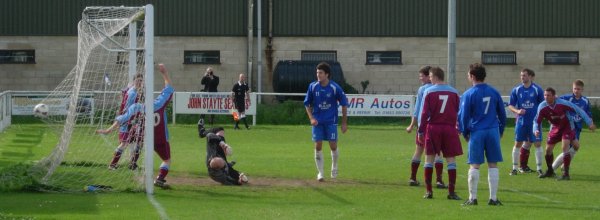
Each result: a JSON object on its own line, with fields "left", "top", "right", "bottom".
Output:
{"left": 265, "top": 0, "right": 274, "bottom": 96}
{"left": 247, "top": 0, "right": 254, "bottom": 89}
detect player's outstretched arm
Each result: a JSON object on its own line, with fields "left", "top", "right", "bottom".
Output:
{"left": 158, "top": 63, "right": 171, "bottom": 86}
{"left": 96, "top": 121, "right": 119, "bottom": 134}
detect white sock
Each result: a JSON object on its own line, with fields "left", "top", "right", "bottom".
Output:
{"left": 331, "top": 150, "right": 339, "bottom": 171}
{"left": 552, "top": 153, "right": 564, "bottom": 170}
{"left": 468, "top": 168, "right": 480, "bottom": 200}
{"left": 512, "top": 147, "right": 519, "bottom": 170}
{"left": 535, "top": 147, "right": 543, "bottom": 170}
{"left": 554, "top": 149, "right": 577, "bottom": 170}
{"left": 315, "top": 150, "right": 324, "bottom": 175}
{"left": 488, "top": 168, "right": 499, "bottom": 201}
{"left": 569, "top": 147, "right": 577, "bottom": 155}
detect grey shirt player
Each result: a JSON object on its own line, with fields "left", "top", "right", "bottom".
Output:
{"left": 198, "top": 122, "right": 247, "bottom": 185}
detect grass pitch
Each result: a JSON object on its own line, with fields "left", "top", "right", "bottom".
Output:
{"left": 1, "top": 124, "right": 599, "bottom": 219}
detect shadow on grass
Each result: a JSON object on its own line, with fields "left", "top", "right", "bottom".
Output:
{"left": 309, "top": 185, "right": 353, "bottom": 205}
{"left": 0, "top": 127, "right": 43, "bottom": 165}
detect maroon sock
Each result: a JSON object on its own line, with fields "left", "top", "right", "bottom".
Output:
{"left": 563, "top": 153, "right": 571, "bottom": 176}
{"left": 448, "top": 169, "right": 456, "bottom": 194}
{"left": 520, "top": 148, "right": 530, "bottom": 168}
{"left": 410, "top": 161, "right": 420, "bottom": 181}
{"left": 131, "top": 146, "right": 141, "bottom": 164}
{"left": 424, "top": 167, "right": 433, "bottom": 193}
{"left": 110, "top": 150, "right": 122, "bottom": 166}
{"left": 545, "top": 153, "right": 554, "bottom": 170}
{"left": 435, "top": 162, "right": 443, "bottom": 182}
{"left": 157, "top": 167, "right": 169, "bottom": 180}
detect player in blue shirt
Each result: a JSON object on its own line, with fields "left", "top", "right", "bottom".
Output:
{"left": 304, "top": 62, "right": 349, "bottom": 182}
{"left": 459, "top": 63, "right": 506, "bottom": 206}
{"left": 405, "top": 66, "right": 447, "bottom": 188}
{"left": 507, "top": 68, "right": 545, "bottom": 175}
{"left": 552, "top": 80, "right": 593, "bottom": 171}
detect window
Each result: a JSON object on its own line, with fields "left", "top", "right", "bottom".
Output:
{"left": 366, "top": 51, "right": 402, "bottom": 65}
{"left": 301, "top": 51, "right": 337, "bottom": 62}
{"left": 544, "top": 51, "right": 579, "bottom": 65}
{"left": 0, "top": 50, "right": 35, "bottom": 64}
{"left": 184, "top": 51, "right": 221, "bottom": 64}
{"left": 482, "top": 51, "right": 516, "bottom": 65}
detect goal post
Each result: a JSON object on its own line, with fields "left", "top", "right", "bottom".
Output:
{"left": 30, "top": 5, "right": 155, "bottom": 193}
{"left": 143, "top": 4, "right": 155, "bottom": 195}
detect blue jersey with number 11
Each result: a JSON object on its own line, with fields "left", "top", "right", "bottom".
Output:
{"left": 304, "top": 81, "right": 348, "bottom": 125}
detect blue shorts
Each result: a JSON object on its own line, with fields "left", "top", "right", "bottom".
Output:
{"left": 514, "top": 123, "right": 542, "bottom": 142}
{"left": 574, "top": 128, "right": 582, "bottom": 140}
{"left": 467, "top": 127, "right": 503, "bottom": 164}
{"left": 312, "top": 124, "right": 338, "bottom": 142}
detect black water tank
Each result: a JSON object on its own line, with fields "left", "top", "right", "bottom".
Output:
{"left": 273, "top": 60, "right": 345, "bottom": 95}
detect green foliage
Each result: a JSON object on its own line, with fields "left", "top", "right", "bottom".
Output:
{"left": 591, "top": 105, "right": 600, "bottom": 124}
{"left": 360, "top": 80, "right": 370, "bottom": 94}
{"left": 340, "top": 81, "right": 359, "bottom": 94}
{"left": 256, "top": 101, "right": 307, "bottom": 124}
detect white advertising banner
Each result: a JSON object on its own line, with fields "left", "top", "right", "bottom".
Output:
{"left": 174, "top": 92, "right": 257, "bottom": 115}
{"left": 339, "top": 95, "right": 515, "bottom": 118}
{"left": 341, "top": 94, "right": 414, "bottom": 117}
{"left": 12, "top": 96, "right": 69, "bottom": 115}
{"left": 502, "top": 96, "right": 516, "bottom": 119}
{"left": 12, "top": 96, "right": 94, "bottom": 116}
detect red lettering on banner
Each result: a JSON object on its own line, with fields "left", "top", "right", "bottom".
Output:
{"left": 187, "top": 97, "right": 202, "bottom": 108}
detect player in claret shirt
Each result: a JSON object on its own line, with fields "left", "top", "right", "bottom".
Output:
{"left": 534, "top": 87, "right": 595, "bottom": 180}
{"left": 97, "top": 63, "right": 175, "bottom": 189}
{"left": 552, "top": 80, "right": 593, "bottom": 171}
{"left": 405, "top": 65, "right": 447, "bottom": 188}
{"left": 418, "top": 67, "right": 462, "bottom": 201}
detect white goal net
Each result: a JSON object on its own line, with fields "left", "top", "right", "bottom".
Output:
{"left": 31, "top": 5, "right": 153, "bottom": 192}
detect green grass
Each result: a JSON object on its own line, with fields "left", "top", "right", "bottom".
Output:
{"left": 1, "top": 123, "right": 600, "bottom": 219}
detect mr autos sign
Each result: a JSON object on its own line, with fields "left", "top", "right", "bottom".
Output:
{"left": 342, "top": 94, "right": 414, "bottom": 117}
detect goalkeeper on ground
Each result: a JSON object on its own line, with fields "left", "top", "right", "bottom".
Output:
{"left": 198, "top": 119, "right": 248, "bottom": 185}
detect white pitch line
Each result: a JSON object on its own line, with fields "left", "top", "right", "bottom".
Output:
{"left": 505, "top": 188, "right": 563, "bottom": 204}
{"left": 147, "top": 193, "right": 170, "bottom": 220}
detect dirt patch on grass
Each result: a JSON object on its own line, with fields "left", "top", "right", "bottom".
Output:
{"left": 167, "top": 175, "right": 355, "bottom": 187}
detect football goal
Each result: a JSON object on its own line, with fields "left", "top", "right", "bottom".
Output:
{"left": 31, "top": 5, "right": 155, "bottom": 193}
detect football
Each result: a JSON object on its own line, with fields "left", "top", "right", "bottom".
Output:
{"left": 33, "top": 103, "right": 49, "bottom": 117}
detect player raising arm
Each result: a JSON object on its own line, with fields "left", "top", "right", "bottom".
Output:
{"left": 97, "top": 63, "right": 175, "bottom": 189}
